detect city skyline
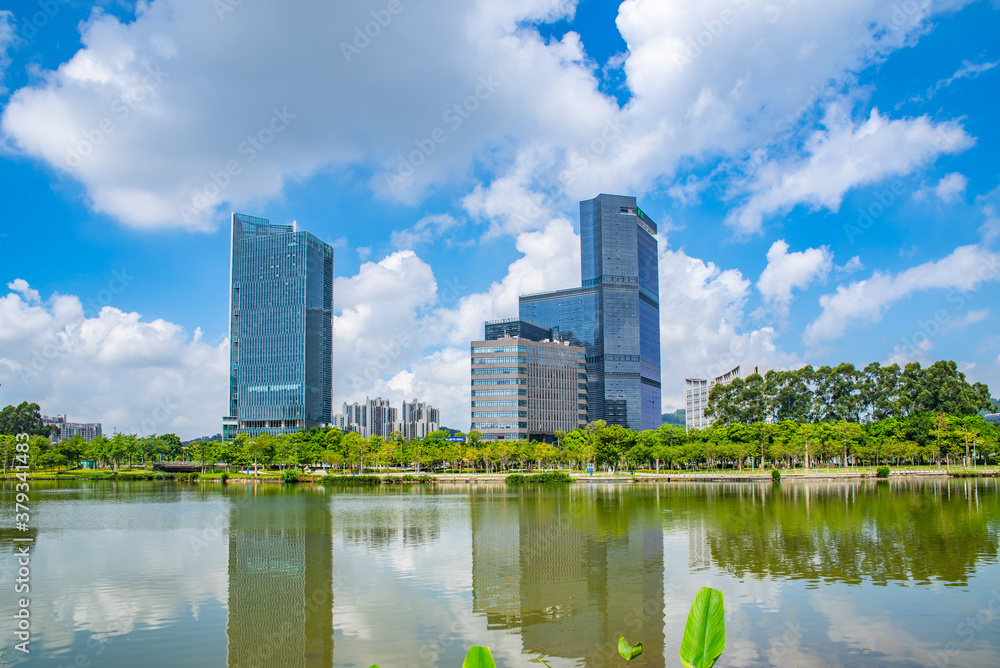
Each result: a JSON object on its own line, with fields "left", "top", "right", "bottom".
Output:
{"left": 1, "top": 1, "right": 999, "bottom": 439}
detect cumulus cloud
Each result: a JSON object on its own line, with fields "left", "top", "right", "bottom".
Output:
{"left": 934, "top": 172, "right": 967, "bottom": 202}
{"left": 837, "top": 256, "right": 864, "bottom": 274}
{"left": 6, "top": 278, "right": 40, "bottom": 303}
{"left": 332, "top": 218, "right": 579, "bottom": 428}
{"left": 726, "top": 107, "right": 974, "bottom": 235}
{"left": 1, "top": 0, "right": 608, "bottom": 231}
{"left": 805, "top": 245, "right": 1000, "bottom": 346}
{"left": 0, "top": 282, "right": 227, "bottom": 438}
{"left": 657, "top": 244, "right": 800, "bottom": 408}
{"left": 0, "top": 0, "right": 976, "bottom": 239}
{"left": 756, "top": 240, "right": 833, "bottom": 316}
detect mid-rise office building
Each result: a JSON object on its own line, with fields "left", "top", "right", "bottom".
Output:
{"left": 470, "top": 334, "right": 586, "bottom": 442}
{"left": 519, "top": 194, "right": 661, "bottom": 431}
{"left": 42, "top": 414, "right": 102, "bottom": 443}
{"left": 223, "top": 213, "right": 334, "bottom": 440}
{"left": 685, "top": 364, "right": 769, "bottom": 429}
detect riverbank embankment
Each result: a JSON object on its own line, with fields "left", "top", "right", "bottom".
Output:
{"left": 9, "top": 469, "right": 999, "bottom": 484}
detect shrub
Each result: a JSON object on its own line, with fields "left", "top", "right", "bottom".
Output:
{"left": 318, "top": 474, "right": 380, "bottom": 485}
{"left": 115, "top": 471, "right": 175, "bottom": 481}
{"left": 381, "top": 474, "right": 434, "bottom": 484}
{"left": 281, "top": 469, "right": 300, "bottom": 483}
{"left": 220, "top": 472, "right": 229, "bottom": 484}
{"left": 506, "top": 472, "right": 573, "bottom": 484}
{"left": 771, "top": 469, "right": 781, "bottom": 482}
{"left": 876, "top": 465, "right": 890, "bottom": 479}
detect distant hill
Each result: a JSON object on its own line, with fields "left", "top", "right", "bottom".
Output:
{"left": 439, "top": 426, "right": 462, "bottom": 436}
{"left": 661, "top": 409, "right": 685, "bottom": 425}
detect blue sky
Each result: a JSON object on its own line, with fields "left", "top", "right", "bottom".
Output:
{"left": 0, "top": 0, "right": 998, "bottom": 438}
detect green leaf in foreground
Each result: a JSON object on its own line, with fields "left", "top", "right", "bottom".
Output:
{"left": 463, "top": 646, "right": 498, "bottom": 668}
{"left": 679, "top": 587, "right": 726, "bottom": 668}
{"left": 618, "top": 635, "right": 643, "bottom": 662}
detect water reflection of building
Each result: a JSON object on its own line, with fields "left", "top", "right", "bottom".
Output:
{"left": 227, "top": 492, "right": 333, "bottom": 667}
{"left": 471, "top": 491, "right": 666, "bottom": 666}
{"left": 471, "top": 493, "right": 522, "bottom": 629}
{"left": 687, "top": 519, "right": 711, "bottom": 571}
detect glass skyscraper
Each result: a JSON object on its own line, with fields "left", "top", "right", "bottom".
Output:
{"left": 519, "top": 194, "right": 661, "bottom": 431}
{"left": 223, "top": 213, "right": 334, "bottom": 440}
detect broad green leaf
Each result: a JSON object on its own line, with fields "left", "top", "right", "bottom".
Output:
{"left": 618, "top": 635, "right": 643, "bottom": 661}
{"left": 679, "top": 587, "right": 726, "bottom": 668}
{"left": 463, "top": 646, "right": 498, "bottom": 668}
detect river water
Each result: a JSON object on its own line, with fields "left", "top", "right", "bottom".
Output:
{"left": 2, "top": 478, "right": 998, "bottom": 667}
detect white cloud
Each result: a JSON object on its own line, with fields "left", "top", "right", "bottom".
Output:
{"left": 756, "top": 240, "right": 832, "bottom": 315}
{"left": 934, "top": 172, "right": 967, "bottom": 202}
{"left": 837, "top": 255, "right": 863, "bottom": 274}
{"left": 942, "top": 308, "right": 990, "bottom": 333}
{"left": 977, "top": 185, "right": 1000, "bottom": 244}
{"left": 431, "top": 217, "right": 580, "bottom": 347}
{"left": 0, "top": 0, "right": 609, "bottom": 231}
{"left": 916, "top": 58, "right": 999, "bottom": 102}
{"left": 885, "top": 335, "right": 934, "bottom": 369}
{"left": 805, "top": 245, "right": 1000, "bottom": 345}
{"left": 6, "top": 278, "right": 40, "bottom": 303}
{"left": 657, "top": 244, "right": 799, "bottom": 409}
{"left": 332, "top": 218, "right": 579, "bottom": 428}
{"left": 0, "top": 11, "right": 14, "bottom": 93}
{"left": 726, "top": 106, "right": 974, "bottom": 235}
{"left": 0, "top": 0, "right": 977, "bottom": 240}
{"left": 0, "top": 282, "right": 227, "bottom": 439}
{"left": 389, "top": 214, "right": 464, "bottom": 249}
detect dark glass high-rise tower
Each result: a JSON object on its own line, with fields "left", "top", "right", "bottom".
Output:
{"left": 223, "top": 213, "right": 334, "bottom": 440}
{"left": 519, "top": 194, "right": 661, "bottom": 431}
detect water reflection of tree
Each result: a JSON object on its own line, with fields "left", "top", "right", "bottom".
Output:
{"left": 697, "top": 479, "right": 1000, "bottom": 586}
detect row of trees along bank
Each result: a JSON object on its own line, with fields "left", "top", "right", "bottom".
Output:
{"left": 1, "top": 360, "right": 996, "bottom": 474}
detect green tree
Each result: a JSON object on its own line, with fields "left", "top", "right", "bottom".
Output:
{"left": 0, "top": 402, "right": 54, "bottom": 437}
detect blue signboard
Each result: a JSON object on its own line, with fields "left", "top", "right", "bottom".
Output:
{"left": 445, "top": 436, "right": 467, "bottom": 443}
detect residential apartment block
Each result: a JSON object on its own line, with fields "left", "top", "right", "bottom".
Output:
{"left": 42, "top": 414, "right": 102, "bottom": 443}
{"left": 333, "top": 397, "right": 439, "bottom": 439}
